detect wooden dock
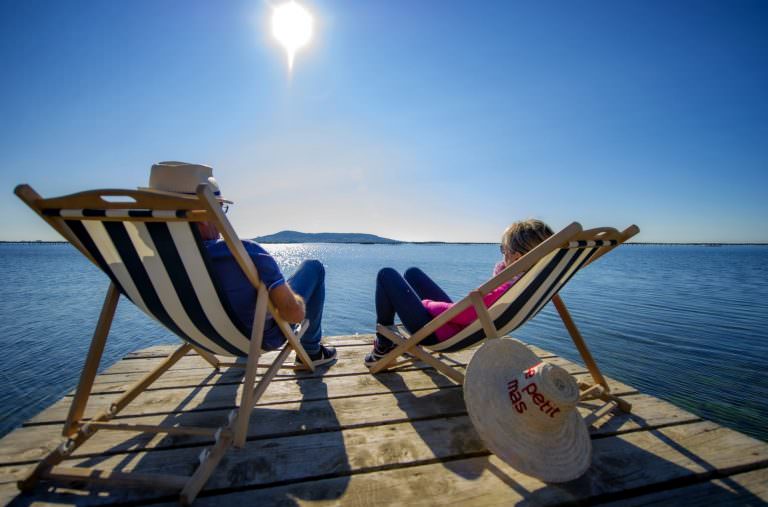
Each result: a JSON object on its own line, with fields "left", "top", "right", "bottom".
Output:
{"left": 1, "top": 334, "right": 766, "bottom": 506}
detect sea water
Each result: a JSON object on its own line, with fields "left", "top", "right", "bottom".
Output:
{"left": 0, "top": 243, "right": 766, "bottom": 441}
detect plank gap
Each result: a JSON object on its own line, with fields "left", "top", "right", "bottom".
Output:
{"left": 590, "top": 418, "right": 704, "bottom": 440}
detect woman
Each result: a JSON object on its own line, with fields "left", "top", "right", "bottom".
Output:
{"left": 365, "top": 219, "right": 554, "bottom": 365}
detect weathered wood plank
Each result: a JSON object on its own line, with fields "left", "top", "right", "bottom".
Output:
{"left": 174, "top": 461, "right": 768, "bottom": 507}
{"left": 602, "top": 468, "right": 768, "bottom": 506}
{"left": 2, "top": 377, "right": 635, "bottom": 471}
{"left": 99, "top": 342, "right": 429, "bottom": 377}
{"left": 33, "top": 341, "right": 612, "bottom": 428}
{"left": 139, "top": 423, "right": 768, "bottom": 506}
{"left": 113, "top": 335, "right": 376, "bottom": 369}
{"left": 80, "top": 347, "right": 575, "bottom": 396}
{"left": 27, "top": 359, "right": 632, "bottom": 429}
{"left": 120, "top": 336, "right": 559, "bottom": 359}
{"left": 122, "top": 344, "right": 182, "bottom": 359}
{"left": 29, "top": 367, "right": 463, "bottom": 426}
{"left": 106, "top": 338, "right": 455, "bottom": 374}
{"left": 120, "top": 336, "right": 376, "bottom": 360}
{"left": 0, "top": 389, "right": 691, "bottom": 469}
{"left": 83, "top": 343, "right": 479, "bottom": 390}
{"left": 2, "top": 421, "right": 766, "bottom": 506}
{"left": 110, "top": 334, "right": 559, "bottom": 375}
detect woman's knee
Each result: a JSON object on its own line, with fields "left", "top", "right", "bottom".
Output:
{"left": 404, "top": 267, "right": 426, "bottom": 282}
{"left": 376, "top": 267, "right": 399, "bottom": 284}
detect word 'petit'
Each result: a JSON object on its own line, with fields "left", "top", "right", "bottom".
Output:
{"left": 506, "top": 366, "right": 561, "bottom": 417}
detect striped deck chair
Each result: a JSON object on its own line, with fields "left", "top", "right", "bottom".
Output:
{"left": 14, "top": 183, "right": 316, "bottom": 504}
{"left": 370, "top": 222, "right": 639, "bottom": 412}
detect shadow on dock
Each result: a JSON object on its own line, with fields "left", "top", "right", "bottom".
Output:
{"left": 8, "top": 362, "right": 351, "bottom": 505}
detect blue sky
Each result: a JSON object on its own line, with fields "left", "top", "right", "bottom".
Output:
{"left": 1, "top": 0, "right": 766, "bottom": 242}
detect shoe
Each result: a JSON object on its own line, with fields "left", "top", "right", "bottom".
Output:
{"left": 295, "top": 344, "right": 337, "bottom": 368}
{"left": 364, "top": 339, "right": 396, "bottom": 367}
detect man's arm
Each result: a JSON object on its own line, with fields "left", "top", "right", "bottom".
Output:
{"left": 240, "top": 241, "right": 305, "bottom": 323}
{"left": 269, "top": 284, "right": 306, "bottom": 323}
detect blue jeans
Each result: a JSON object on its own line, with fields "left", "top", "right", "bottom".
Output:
{"left": 375, "top": 267, "right": 451, "bottom": 347}
{"left": 263, "top": 259, "right": 325, "bottom": 353}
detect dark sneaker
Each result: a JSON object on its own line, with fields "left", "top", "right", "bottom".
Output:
{"left": 295, "top": 344, "right": 337, "bottom": 368}
{"left": 364, "top": 340, "right": 396, "bottom": 367}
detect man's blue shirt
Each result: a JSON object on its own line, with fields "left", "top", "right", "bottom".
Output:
{"left": 204, "top": 239, "right": 285, "bottom": 336}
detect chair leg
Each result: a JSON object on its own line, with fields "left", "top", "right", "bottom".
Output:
{"left": 63, "top": 283, "right": 120, "bottom": 437}
{"left": 551, "top": 295, "right": 609, "bottom": 388}
{"left": 282, "top": 319, "right": 315, "bottom": 373}
{"left": 601, "top": 392, "right": 632, "bottom": 413}
{"left": 378, "top": 326, "right": 465, "bottom": 384}
{"left": 109, "top": 344, "right": 193, "bottom": 415}
{"left": 234, "top": 287, "right": 268, "bottom": 447}
{"left": 579, "top": 384, "right": 604, "bottom": 400}
{"left": 552, "top": 294, "right": 631, "bottom": 413}
{"left": 19, "top": 342, "right": 193, "bottom": 492}
{"left": 190, "top": 344, "right": 221, "bottom": 370}
{"left": 180, "top": 432, "right": 232, "bottom": 505}
{"left": 234, "top": 289, "right": 313, "bottom": 448}
{"left": 578, "top": 381, "right": 632, "bottom": 413}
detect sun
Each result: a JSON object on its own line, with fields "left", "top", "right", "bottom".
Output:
{"left": 271, "top": 1, "right": 314, "bottom": 70}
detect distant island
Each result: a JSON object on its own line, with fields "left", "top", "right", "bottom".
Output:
{"left": 253, "top": 230, "right": 402, "bottom": 244}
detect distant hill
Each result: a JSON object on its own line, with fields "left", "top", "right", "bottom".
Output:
{"left": 253, "top": 230, "right": 401, "bottom": 244}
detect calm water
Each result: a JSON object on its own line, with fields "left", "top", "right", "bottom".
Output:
{"left": 1, "top": 243, "right": 767, "bottom": 441}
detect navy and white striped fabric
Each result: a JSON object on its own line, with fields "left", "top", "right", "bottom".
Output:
{"left": 43, "top": 208, "right": 189, "bottom": 219}
{"left": 51, "top": 210, "right": 261, "bottom": 357}
{"left": 428, "top": 242, "right": 608, "bottom": 352}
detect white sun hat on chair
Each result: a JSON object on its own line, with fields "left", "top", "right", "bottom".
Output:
{"left": 464, "top": 337, "right": 591, "bottom": 483}
{"left": 141, "top": 161, "right": 233, "bottom": 203}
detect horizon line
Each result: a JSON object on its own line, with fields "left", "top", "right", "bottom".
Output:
{"left": 2, "top": 240, "right": 767, "bottom": 246}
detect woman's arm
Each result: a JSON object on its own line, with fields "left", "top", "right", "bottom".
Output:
{"left": 424, "top": 282, "right": 514, "bottom": 326}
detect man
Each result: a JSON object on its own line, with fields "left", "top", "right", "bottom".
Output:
{"left": 147, "top": 161, "right": 336, "bottom": 366}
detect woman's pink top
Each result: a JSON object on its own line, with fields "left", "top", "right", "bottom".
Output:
{"left": 423, "top": 261, "right": 520, "bottom": 341}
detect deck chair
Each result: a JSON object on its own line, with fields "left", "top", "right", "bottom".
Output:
{"left": 14, "top": 183, "right": 316, "bottom": 504}
{"left": 369, "top": 222, "right": 639, "bottom": 413}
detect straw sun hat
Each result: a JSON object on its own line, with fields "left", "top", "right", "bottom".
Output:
{"left": 464, "top": 338, "right": 591, "bottom": 483}
{"left": 141, "top": 161, "right": 233, "bottom": 203}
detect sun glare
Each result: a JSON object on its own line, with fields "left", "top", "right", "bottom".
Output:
{"left": 271, "top": 1, "right": 314, "bottom": 71}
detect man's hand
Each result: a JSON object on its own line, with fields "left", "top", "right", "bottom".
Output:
{"left": 269, "top": 284, "right": 306, "bottom": 323}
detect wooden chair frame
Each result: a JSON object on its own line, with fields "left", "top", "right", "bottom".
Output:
{"left": 369, "top": 222, "right": 640, "bottom": 413}
{"left": 14, "top": 183, "right": 316, "bottom": 504}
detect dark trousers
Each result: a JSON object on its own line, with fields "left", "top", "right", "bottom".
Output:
{"left": 375, "top": 267, "right": 452, "bottom": 347}
{"left": 263, "top": 259, "right": 325, "bottom": 353}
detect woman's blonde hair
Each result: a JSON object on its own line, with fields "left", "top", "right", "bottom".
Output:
{"left": 501, "top": 219, "right": 554, "bottom": 256}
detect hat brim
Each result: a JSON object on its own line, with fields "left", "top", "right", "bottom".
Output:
{"left": 137, "top": 187, "right": 233, "bottom": 204}
{"left": 464, "top": 338, "right": 591, "bottom": 483}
